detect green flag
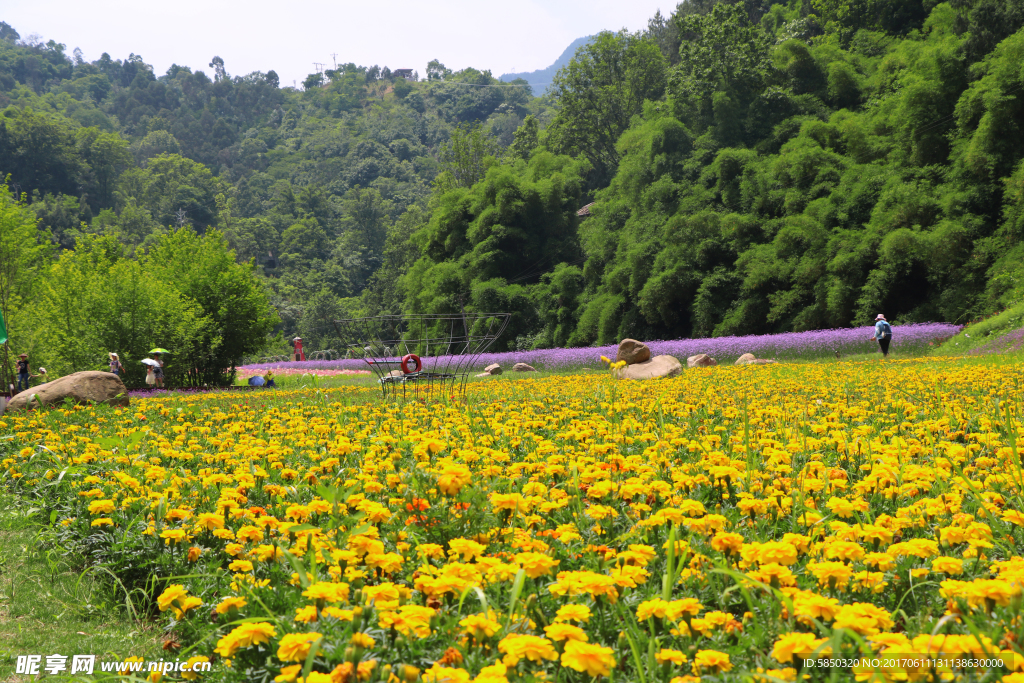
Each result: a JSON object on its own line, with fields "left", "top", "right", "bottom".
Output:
{"left": 0, "top": 309, "right": 6, "bottom": 345}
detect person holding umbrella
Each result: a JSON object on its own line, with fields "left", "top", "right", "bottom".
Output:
{"left": 142, "top": 357, "right": 159, "bottom": 386}
{"left": 149, "top": 348, "right": 170, "bottom": 388}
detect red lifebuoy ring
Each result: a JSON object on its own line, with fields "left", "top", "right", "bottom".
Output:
{"left": 401, "top": 354, "right": 422, "bottom": 374}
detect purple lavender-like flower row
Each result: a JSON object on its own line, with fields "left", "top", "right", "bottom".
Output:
{"left": 238, "top": 323, "right": 960, "bottom": 373}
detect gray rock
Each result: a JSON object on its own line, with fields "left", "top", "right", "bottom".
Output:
{"left": 618, "top": 355, "right": 683, "bottom": 380}
{"left": 686, "top": 354, "right": 718, "bottom": 368}
{"left": 616, "top": 339, "right": 651, "bottom": 366}
{"left": 512, "top": 363, "right": 536, "bottom": 372}
{"left": 735, "top": 353, "right": 756, "bottom": 365}
{"left": 6, "top": 371, "right": 130, "bottom": 412}
{"left": 484, "top": 363, "right": 502, "bottom": 375}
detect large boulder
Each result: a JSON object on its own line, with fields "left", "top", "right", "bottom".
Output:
{"left": 687, "top": 354, "right": 718, "bottom": 368}
{"left": 618, "top": 355, "right": 683, "bottom": 380}
{"left": 512, "top": 363, "right": 536, "bottom": 372}
{"left": 748, "top": 358, "right": 778, "bottom": 365}
{"left": 483, "top": 363, "right": 502, "bottom": 375}
{"left": 616, "top": 339, "right": 651, "bottom": 366}
{"left": 6, "top": 371, "right": 130, "bottom": 412}
{"left": 735, "top": 353, "right": 756, "bottom": 365}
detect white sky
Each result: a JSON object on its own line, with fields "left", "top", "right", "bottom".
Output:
{"left": 3, "top": 0, "right": 670, "bottom": 87}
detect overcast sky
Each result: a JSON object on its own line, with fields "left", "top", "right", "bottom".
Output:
{"left": 3, "top": 0, "right": 670, "bottom": 87}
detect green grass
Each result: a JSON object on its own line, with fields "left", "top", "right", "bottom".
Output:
{"left": 0, "top": 492, "right": 163, "bottom": 681}
{"left": 936, "top": 299, "right": 1024, "bottom": 355}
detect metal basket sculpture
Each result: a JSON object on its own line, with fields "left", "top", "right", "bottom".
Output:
{"left": 334, "top": 313, "right": 510, "bottom": 400}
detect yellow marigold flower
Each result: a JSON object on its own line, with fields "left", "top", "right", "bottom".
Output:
{"left": 194, "top": 512, "right": 225, "bottom": 530}
{"left": 968, "top": 579, "right": 1018, "bottom": 608}
{"left": 772, "top": 633, "right": 826, "bottom": 664}
{"left": 692, "top": 650, "right": 731, "bottom": 675}
{"left": 460, "top": 613, "right": 502, "bottom": 640}
{"left": 757, "top": 541, "right": 798, "bottom": 566}
{"left": 655, "top": 649, "right": 688, "bottom": 665}
{"left": 448, "top": 538, "right": 487, "bottom": 561}
{"left": 515, "top": 551, "right": 559, "bottom": 578}
{"left": 298, "top": 673, "right": 332, "bottom": 683}
{"left": 173, "top": 595, "right": 203, "bottom": 618}
{"left": 181, "top": 656, "right": 209, "bottom": 681}
{"left": 157, "top": 584, "right": 189, "bottom": 612}
{"left": 437, "top": 464, "right": 472, "bottom": 495}
{"left": 560, "top": 640, "right": 616, "bottom": 677}
{"left": 807, "top": 560, "right": 853, "bottom": 590}
{"left": 350, "top": 632, "right": 375, "bottom": 649}
{"left": 791, "top": 591, "right": 840, "bottom": 624}
{"left": 1001, "top": 510, "right": 1024, "bottom": 526}
{"left": 303, "top": 581, "right": 350, "bottom": 603}
{"left": 160, "top": 528, "right": 188, "bottom": 545}
{"left": 91, "top": 517, "right": 114, "bottom": 527}
{"left": 554, "top": 604, "right": 592, "bottom": 623}
{"left": 416, "top": 543, "right": 446, "bottom": 560}
{"left": 710, "top": 531, "right": 744, "bottom": 555}
{"left": 473, "top": 661, "right": 509, "bottom": 683}
{"left": 666, "top": 598, "right": 703, "bottom": 619}
{"left": 422, "top": 665, "right": 470, "bottom": 683}
{"left": 274, "top": 664, "right": 302, "bottom": 683}
{"left": 378, "top": 604, "right": 436, "bottom": 638}
{"left": 215, "top": 622, "right": 276, "bottom": 657}
{"left": 833, "top": 603, "right": 893, "bottom": 635}
{"left": 88, "top": 499, "right": 116, "bottom": 515}
{"left": 276, "top": 632, "right": 322, "bottom": 662}
{"left": 294, "top": 605, "right": 318, "bottom": 623}
{"left": 637, "top": 599, "right": 670, "bottom": 621}
{"left": 498, "top": 634, "right": 558, "bottom": 667}
{"left": 228, "top": 559, "right": 254, "bottom": 573}
{"left": 216, "top": 596, "right": 247, "bottom": 614}
{"left": 863, "top": 552, "right": 896, "bottom": 571}
{"left": 544, "top": 623, "right": 588, "bottom": 642}
{"left": 118, "top": 657, "right": 145, "bottom": 675}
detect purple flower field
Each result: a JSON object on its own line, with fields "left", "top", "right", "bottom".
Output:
{"left": 239, "top": 323, "right": 960, "bottom": 373}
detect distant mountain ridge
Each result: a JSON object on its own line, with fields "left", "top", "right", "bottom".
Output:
{"left": 499, "top": 35, "right": 594, "bottom": 91}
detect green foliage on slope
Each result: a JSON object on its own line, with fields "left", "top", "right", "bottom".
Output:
{"left": 6, "top": 0, "right": 1024, "bottom": 365}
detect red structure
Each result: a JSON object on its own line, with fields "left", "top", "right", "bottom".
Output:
{"left": 293, "top": 337, "right": 305, "bottom": 361}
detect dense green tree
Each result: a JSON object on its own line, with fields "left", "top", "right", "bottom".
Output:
{"left": 405, "top": 151, "right": 589, "bottom": 351}
{"left": 547, "top": 31, "right": 667, "bottom": 184}
{"left": 0, "top": 184, "right": 51, "bottom": 377}
{"left": 434, "top": 123, "right": 503, "bottom": 192}
{"left": 0, "top": 107, "right": 83, "bottom": 197}
{"left": 145, "top": 227, "right": 278, "bottom": 384}
{"left": 39, "top": 234, "right": 216, "bottom": 384}
{"left": 117, "top": 153, "right": 220, "bottom": 230}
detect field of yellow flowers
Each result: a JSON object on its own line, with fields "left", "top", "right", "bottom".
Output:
{"left": 2, "top": 356, "right": 1024, "bottom": 683}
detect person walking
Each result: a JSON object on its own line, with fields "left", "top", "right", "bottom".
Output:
{"left": 152, "top": 352, "right": 165, "bottom": 388}
{"left": 108, "top": 353, "right": 124, "bottom": 377}
{"left": 872, "top": 314, "right": 893, "bottom": 357}
{"left": 15, "top": 353, "right": 29, "bottom": 392}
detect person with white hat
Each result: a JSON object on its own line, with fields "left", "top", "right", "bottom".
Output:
{"left": 872, "top": 314, "right": 893, "bottom": 357}
{"left": 108, "top": 352, "right": 124, "bottom": 377}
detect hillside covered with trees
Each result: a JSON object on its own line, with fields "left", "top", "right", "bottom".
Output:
{"left": 3, "top": 0, "right": 1024, "bottom": 375}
